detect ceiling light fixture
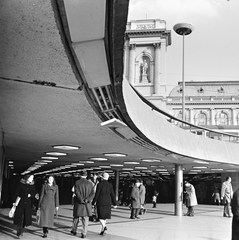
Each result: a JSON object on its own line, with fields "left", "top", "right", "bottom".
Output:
{"left": 41, "top": 156, "right": 58, "bottom": 160}
{"left": 104, "top": 153, "right": 127, "bottom": 157}
{"left": 141, "top": 159, "right": 162, "bottom": 162}
{"left": 79, "top": 161, "right": 94, "bottom": 164}
{"left": 89, "top": 157, "right": 108, "bottom": 161}
{"left": 135, "top": 167, "right": 147, "bottom": 169}
{"left": 46, "top": 152, "right": 67, "bottom": 156}
{"left": 193, "top": 160, "right": 209, "bottom": 164}
{"left": 110, "top": 164, "right": 124, "bottom": 167}
{"left": 124, "top": 162, "right": 140, "bottom": 164}
{"left": 53, "top": 145, "right": 80, "bottom": 150}
{"left": 193, "top": 166, "right": 207, "bottom": 169}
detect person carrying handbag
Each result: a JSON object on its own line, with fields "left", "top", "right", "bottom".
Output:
{"left": 12, "top": 174, "right": 36, "bottom": 238}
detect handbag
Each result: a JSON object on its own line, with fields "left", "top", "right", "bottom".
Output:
{"left": 9, "top": 205, "right": 16, "bottom": 218}
{"left": 222, "top": 196, "right": 227, "bottom": 205}
{"left": 36, "top": 209, "right": 40, "bottom": 224}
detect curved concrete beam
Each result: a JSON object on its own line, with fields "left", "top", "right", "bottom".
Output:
{"left": 122, "top": 78, "right": 239, "bottom": 165}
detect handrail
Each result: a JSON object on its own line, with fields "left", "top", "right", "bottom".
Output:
{"left": 131, "top": 85, "right": 239, "bottom": 143}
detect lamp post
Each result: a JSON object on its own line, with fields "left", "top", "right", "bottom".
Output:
{"left": 173, "top": 23, "right": 194, "bottom": 122}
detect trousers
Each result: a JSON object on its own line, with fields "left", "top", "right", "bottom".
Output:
{"left": 72, "top": 216, "right": 89, "bottom": 235}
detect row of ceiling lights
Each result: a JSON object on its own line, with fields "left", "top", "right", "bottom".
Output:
{"left": 16, "top": 145, "right": 237, "bottom": 176}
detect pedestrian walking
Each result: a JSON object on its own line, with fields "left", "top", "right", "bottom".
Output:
{"left": 130, "top": 179, "right": 141, "bottom": 219}
{"left": 139, "top": 179, "right": 146, "bottom": 214}
{"left": 71, "top": 170, "right": 95, "bottom": 238}
{"left": 92, "top": 172, "right": 117, "bottom": 236}
{"left": 38, "top": 175, "right": 59, "bottom": 238}
{"left": 221, "top": 176, "right": 233, "bottom": 217}
{"left": 12, "top": 174, "right": 36, "bottom": 238}
{"left": 184, "top": 181, "right": 197, "bottom": 217}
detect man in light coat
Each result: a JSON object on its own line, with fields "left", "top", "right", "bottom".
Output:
{"left": 71, "top": 170, "right": 95, "bottom": 238}
{"left": 221, "top": 176, "right": 233, "bottom": 217}
{"left": 139, "top": 179, "right": 146, "bottom": 214}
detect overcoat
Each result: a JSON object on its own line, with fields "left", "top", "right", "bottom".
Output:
{"left": 92, "top": 180, "right": 117, "bottom": 219}
{"left": 221, "top": 181, "right": 233, "bottom": 203}
{"left": 131, "top": 185, "right": 141, "bottom": 208}
{"left": 13, "top": 179, "right": 35, "bottom": 226}
{"left": 73, "top": 178, "right": 95, "bottom": 217}
{"left": 139, "top": 184, "right": 146, "bottom": 205}
{"left": 38, "top": 183, "right": 59, "bottom": 227}
{"left": 231, "top": 188, "right": 239, "bottom": 240}
{"left": 185, "top": 183, "right": 198, "bottom": 207}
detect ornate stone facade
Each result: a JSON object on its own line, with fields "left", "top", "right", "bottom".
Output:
{"left": 124, "top": 19, "right": 171, "bottom": 97}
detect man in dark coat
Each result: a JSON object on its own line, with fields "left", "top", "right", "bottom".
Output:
{"left": 130, "top": 179, "right": 141, "bottom": 219}
{"left": 231, "top": 188, "right": 239, "bottom": 240}
{"left": 71, "top": 170, "right": 95, "bottom": 239}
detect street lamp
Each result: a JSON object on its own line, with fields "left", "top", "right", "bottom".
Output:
{"left": 173, "top": 23, "right": 194, "bottom": 122}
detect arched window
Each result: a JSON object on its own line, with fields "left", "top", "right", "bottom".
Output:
{"left": 216, "top": 112, "right": 229, "bottom": 125}
{"left": 197, "top": 112, "right": 207, "bottom": 126}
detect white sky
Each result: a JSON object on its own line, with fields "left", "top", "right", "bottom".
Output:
{"left": 127, "top": 0, "right": 239, "bottom": 94}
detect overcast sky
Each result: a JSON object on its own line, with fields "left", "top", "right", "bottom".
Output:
{"left": 128, "top": 0, "right": 239, "bottom": 94}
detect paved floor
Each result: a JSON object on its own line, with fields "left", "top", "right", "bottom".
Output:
{"left": 0, "top": 204, "right": 232, "bottom": 240}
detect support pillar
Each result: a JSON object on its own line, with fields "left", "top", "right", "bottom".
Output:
{"left": 175, "top": 164, "right": 183, "bottom": 216}
{"left": 210, "top": 108, "right": 215, "bottom": 125}
{"left": 154, "top": 43, "right": 161, "bottom": 95}
{"left": 128, "top": 44, "right": 136, "bottom": 85}
{"left": 114, "top": 170, "right": 120, "bottom": 201}
{"left": 232, "top": 108, "right": 236, "bottom": 125}
{"left": 123, "top": 40, "right": 130, "bottom": 81}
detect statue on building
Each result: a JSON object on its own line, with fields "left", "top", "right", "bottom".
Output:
{"left": 140, "top": 58, "right": 150, "bottom": 83}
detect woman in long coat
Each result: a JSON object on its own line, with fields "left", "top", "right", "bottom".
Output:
{"left": 38, "top": 175, "right": 59, "bottom": 238}
{"left": 13, "top": 174, "right": 36, "bottom": 238}
{"left": 184, "top": 181, "right": 197, "bottom": 217}
{"left": 92, "top": 172, "right": 117, "bottom": 236}
{"left": 130, "top": 179, "right": 141, "bottom": 219}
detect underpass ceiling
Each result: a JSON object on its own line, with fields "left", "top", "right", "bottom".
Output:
{"left": 0, "top": 0, "right": 239, "bottom": 179}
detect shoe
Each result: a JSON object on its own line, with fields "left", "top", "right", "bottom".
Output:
{"left": 81, "top": 233, "right": 86, "bottom": 238}
{"left": 100, "top": 226, "right": 107, "bottom": 235}
{"left": 130, "top": 216, "right": 135, "bottom": 219}
{"left": 71, "top": 230, "right": 77, "bottom": 236}
{"left": 43, "top": 233, "right": 47, "bottom": 238}
{"left": 135, "top": 216, "right": 140, "bottom": 219}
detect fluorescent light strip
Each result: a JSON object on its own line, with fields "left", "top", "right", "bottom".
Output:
{"left": 53, "top": 145, "right": 80, "bottom": 150}
{"left": 46, "top": 152, "right": 67, "bottom": 156}
{"left": 124, "top": 162, "right": 140, "bottom": 164}
{"left": 89, "top": 157, "right": 108, "bottom": 161}
{"left": 104, "top": 153, "right": 127, "bottom": 157}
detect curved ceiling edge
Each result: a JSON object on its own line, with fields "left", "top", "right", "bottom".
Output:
{"left": 120, "top": 78, "right": 239, "bottom": 165}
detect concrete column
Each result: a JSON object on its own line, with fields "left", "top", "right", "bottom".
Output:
{"left": 128, "top": 44, "right": 136, "bottom": 85}
{"left": 160, "top": 39, "right": 167, "bottom": 95}
{"left": 123, "top": 40, "right": 130, "bottom": 81}
{"left": 210, "top": 108, "right": 215, "bottom": 125}
{"left": 114, "top": 170, "right": 120, "bottom": 201}
{"left": 232, "top": 108, "right": 236, "bottom": 125}
{"left": 175, "top": 164, "right": 183, "bottom": 216}
{"left": 189, "top": 108, "right": 194, "bottom": 124}
{"left": 154, "top": 42, "right": 161, "bottom": 95}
